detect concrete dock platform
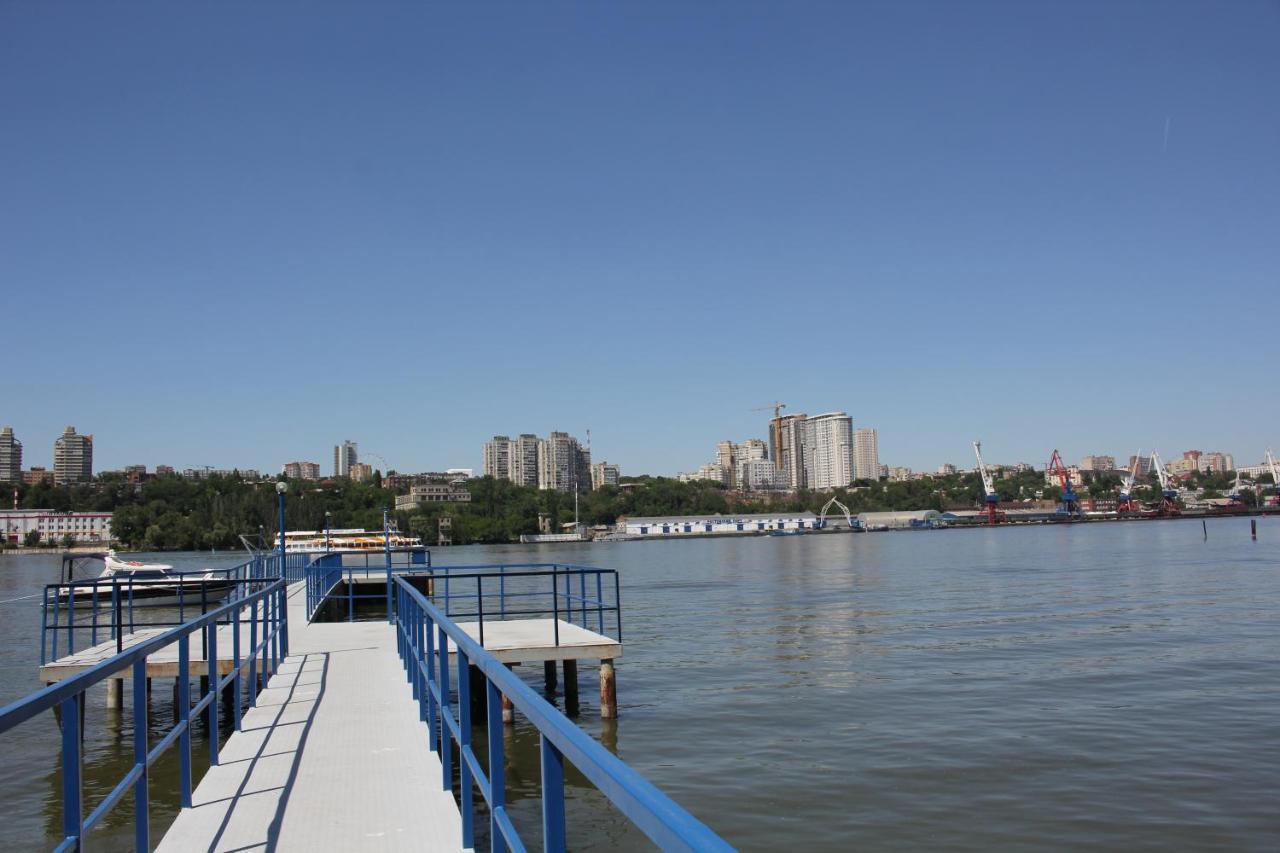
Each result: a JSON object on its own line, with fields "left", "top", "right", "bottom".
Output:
{"left": 156, "top": 585, "right": 466, "bottom": 852}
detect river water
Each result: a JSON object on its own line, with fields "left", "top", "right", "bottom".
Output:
{"left": 1, "top": 517, "right": 1277, "bottom": 850}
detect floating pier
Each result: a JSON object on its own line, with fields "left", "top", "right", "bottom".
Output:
{"left": 1, "top": 552, "right": 698, "bottom": 851}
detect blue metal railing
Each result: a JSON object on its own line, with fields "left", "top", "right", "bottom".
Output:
{"left": 306, "top": 560, "right": 623, "bottom": 647}
{"left": 407, "top": 564, "right": 622, "bottom": 647}
{"left": 394, "top": 577, "right": 730, "bottom": 852}
{"left": 1, "top": 579, "right": 289, "bottom": 853}
{"left": 303, "top": 549, "right": 430, "bottom": 621}
{"left": 41, "top": 554, "right": 282, "bottom": 665}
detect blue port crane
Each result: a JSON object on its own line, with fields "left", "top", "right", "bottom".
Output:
{"left": 972, "top": 441, "right": 1005, "bottom": 523}
{"left": 1148, "top": 450, "right": 1181, "bottom": 516}
{"left": 1047, "top": 449, "right": 1081, "bottom": 516}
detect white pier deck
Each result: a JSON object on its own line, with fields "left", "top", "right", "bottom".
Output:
{"left": 40, "top": 623, "right": 252, "bottom": 683}
{"left": 156, "top": 584, "right": 467, "bottom": 852}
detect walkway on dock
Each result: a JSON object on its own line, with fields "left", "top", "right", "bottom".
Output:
{"left": 156, "top": 583, "right": 465, "bottom": 853}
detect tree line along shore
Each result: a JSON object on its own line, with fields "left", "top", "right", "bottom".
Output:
{"left": 1, "top": 467, "right": 1268, "bottom": 552}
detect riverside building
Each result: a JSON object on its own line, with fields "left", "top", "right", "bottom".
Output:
{"left": 1, "top": 509, "right": 112, "bottom": 545}
{"left": 853, "top": 427, "right": 880, "bottom": 481}
{"left": 803, "top": 412, "right": 854, "bottom": 491}
{"left": 620, "top": 511, "right": 819, "bottom": 537}
{"left": 0, "top": 426, "right": 21, "bottom": 483}
{"left": 771, "top": 413, "right": 809, "bottom": 491}
{"left": 483, "top": 431, "right": 591, "bottom": 493}
{"left": 53, "top": 426, "right": 93, "bottom": 485}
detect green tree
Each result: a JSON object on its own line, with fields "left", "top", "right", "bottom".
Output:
{"left": 24, "top": 529, "right": 41, "bottom": 547}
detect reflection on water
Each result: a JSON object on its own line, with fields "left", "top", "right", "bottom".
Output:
{"left": 3, "top": 521, "right": 1279, "bottom": 850}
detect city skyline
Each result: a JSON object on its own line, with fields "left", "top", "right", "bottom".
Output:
{"left": 0, "top": 418, "right": 1271, "bottom": 484}
{"left": 2, "top": 5, "right": 1277, "bottom": 477}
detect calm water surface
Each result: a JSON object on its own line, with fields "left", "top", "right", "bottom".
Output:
{"left": 1, "top": 518, "right": 1277, "bottom": 850}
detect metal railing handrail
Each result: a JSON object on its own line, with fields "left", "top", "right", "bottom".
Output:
{"left": 1, "top": 578, "right": 289, "bottom": 852}
{"left": 395, "top": 576, "right": 729, "bottom": 852}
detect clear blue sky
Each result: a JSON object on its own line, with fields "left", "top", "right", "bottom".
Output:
{"left": 3, "top": 2, "right": 1277, "bottom": 476}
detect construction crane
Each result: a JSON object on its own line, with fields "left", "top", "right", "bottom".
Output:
{"left": 1148, "top": 450, "right": 1181, "bottom": 516}
{"left": 1117, "top": 450, "right": 1142, "bottom": 514}
{"left": 973, "top": 441, "right": 1005, "bottom": 524}
{"left": 1046, "top": 449, "right": 1081, "bottom": 517}
{"left": 1266, "top": 448, "right": 1280, "bottom": 506}
{"left": 751, "top": 401, "right": 788, "bottom": 464}
{"left": 816, "top": 496, "right": 857, "bottom": 530}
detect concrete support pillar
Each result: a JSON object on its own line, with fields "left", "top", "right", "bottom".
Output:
{"left": 105, "top": 678, "right": 124, "bottom": 709}
{"left": 543, "top": 660, "right": 558, "bottom": 692}
{"left": 563, "top": 660, "right": 579, "bottom": 716}
{"left": 599, "top": 659, "right": 617, "bottom": 719}
{"left": 502, "top": 663, "right": 515, "bottom": 724}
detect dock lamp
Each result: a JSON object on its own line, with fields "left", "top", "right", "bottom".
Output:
{"left": 276, "top": 481, "right": 287, "bottom": 569}
{"left": 325, "top": 511, "right": 332, "bottom": 552}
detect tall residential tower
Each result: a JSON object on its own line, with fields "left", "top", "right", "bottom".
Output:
{"left": 0, "top": 426, "right": 21, "bottom": 483}
{"left": 53, "top": 426, "right": 93, "bottom": 485}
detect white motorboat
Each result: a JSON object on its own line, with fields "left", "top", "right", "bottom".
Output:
{"left": 55, "top": 551, "right": 237, "bottom": 607}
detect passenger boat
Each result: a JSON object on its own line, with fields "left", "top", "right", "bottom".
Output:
{"left": 54, "top": 552, "right": 236, "bottom": 607}
{"left": 282, "top": 527, "right": 425, "bottom": 554}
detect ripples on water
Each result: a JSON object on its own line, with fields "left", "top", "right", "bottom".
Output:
{"left": 2, "top": 518, "right": 1277, "bottom": 850}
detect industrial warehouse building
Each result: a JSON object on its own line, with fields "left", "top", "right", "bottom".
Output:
{"left": 856, "top": 510, "right": 943, "bottom": 529}
{"left": 620, "top": 512, "right": 820, "bottom": 537}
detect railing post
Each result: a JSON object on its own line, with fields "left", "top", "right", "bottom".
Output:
{"left": 231, "top": 605, "right": 242, "bottom": 731}
{"left": 248, "top": 597, "right": 258, "bottom": 705}
{"left": 438, "top": 623, "right": 451, "bottom": 789}
{"left": 178, "top": 634, "right": 192, "bottom": 807}
{"left": 540, "top": 734, "right": 566, "bottom": 852}
{"left": 457, "top": 649, "right": 474, "bottom": 850}
{"left": 208, "top": 623, "right": 219, "bottom": 766}
{"left": 133, "top": 657, "right": 150, "bottom": 852}
{"left": 425, "top": 611, "right": 437, "bottom": 753}
{"left": 487, "top": 679, "right": 508, "bottom": 853}
{"left": 280, "top": 581, "right": 289, "bottom": 659}
{"left": 551, "top": 573, "right": 560, "bottom": 647}
{"left": 60, "top": 694, "right": 83, "bottom": 848}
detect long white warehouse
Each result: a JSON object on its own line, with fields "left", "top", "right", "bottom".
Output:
{"left": 619, "top": 512, "right": 820, "bottom": 537}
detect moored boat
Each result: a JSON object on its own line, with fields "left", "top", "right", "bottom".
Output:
{"left": 54, "top": 551, "right": 237, "bottom": 607}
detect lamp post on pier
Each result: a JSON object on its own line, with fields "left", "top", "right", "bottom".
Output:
{"left": 275, "top": 480, "right": 289, "bottom": 657}
{"left": 325, "top": 511, "right": 331, "bottom": 552}
{"left": 383, "top": 507, "right": 393, "bottom": 622}
{"left": 276, "top": 482, "right": 287, "bottom": 569}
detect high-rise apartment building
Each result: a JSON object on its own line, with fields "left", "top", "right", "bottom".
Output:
{"left": 483, "top": 434, "right": 542, "bottom": 486}
{"left": 1080, "top": 455, "right": 1116, "bottom": 471}
{"left": 483, "top": 436, "right": 512, "bottom": 480}
{"left": 1198, "top": 452, "right": 1230, "bottom": 474}
{"left": 282, "top": 461, "right": 321, "bottom": 480}
{"left": 485, "top": 431, "right": 590, "bottom": 492}
{"left": 590, "top": 462, "right": 620, "bottom": 490}
{"left": 853, "top": 427, "right": 879, "bottom": 481}
{"left": 53, "top": 426, "right": 93, "bottom": 485}
{"left": 538, "top": 431, "right": 591, "bottom": 492}
{"left": 0, "top": 426, "right": 21, "bottom": 483}
{"left": 512, "top": 434, "right": 540, "bottom": 487}
{"left": 333, "top": 440, "right": 358, "bottom": 477}
{"left": 737, "top": 458, "right": 782, "bottom": 491}
{"left": 771, "top": 414, "right": 808, "bottom": 491}
{"left": 803, "top": 412, "right": 853, "bottom": 491}
{"left": 716, "top": 439, "right": 767, "bottom": 489}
